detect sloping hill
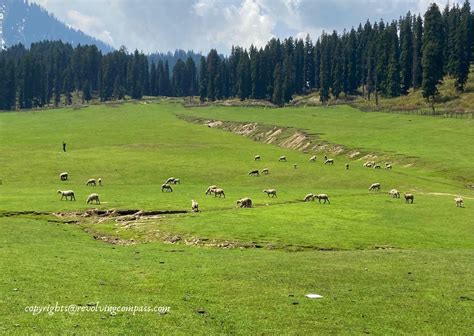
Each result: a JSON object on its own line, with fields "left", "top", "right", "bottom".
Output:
{"left": 0, "top": 0, "right": 112, "bottom": 52}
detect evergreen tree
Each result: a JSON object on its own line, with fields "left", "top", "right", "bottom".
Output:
{"left": 199, "top": 56, "right": 208, "bottom": 102}
{"left": 272, "top": 63, "right": 283, "bottom": 106}
{"left": 412, "top": 15, "right": 423, "bottom": 89}
{"left": 422, "top": 3, "right": 444, "bottom": 109}
{"left": 303, "top": 34, "right": 314, "bottom": 91}
{"left": 82, "top": 80, "right": 92, "bottom": 103}
{"left": 400, "top": 13, "right": 414, "bottom": 94}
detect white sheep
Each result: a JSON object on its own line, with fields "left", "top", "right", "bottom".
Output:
{"left": 165, "top": 177, "right": 180, "bottom": 184}
{"left": 363, "top": 161, "right": 374, "bottom": 168}
{"left": 454, "top": 197, "right": 464, "bottom": 207}
{"left": 345, "top": 163, "right": 349, "bottom": 170}
{"left": 304, "top": 193, "right": 315, "bottom": 202}
{"left": 369, "top": 183, "right": 381, "bottom": 191}
{"left": 57, "top": 190, "right": 75, "bottom": 201}
{"left": 205, "top": 185, "right": 218, "bottom": 195}
{"left": 213, "top": 188, "right": 225, "bottom": 198}
{"left": 191, "top": 199, "right": 199, "bottom": 212}
{"left": 86, "top": 178, "right": 96, "bottom": 186}
{"left": 314, "top": 194, "right": 330, "bottom": 204}
{"left": 385, "top": 164, "right": 392, "bottom": 170}
{"left": 373, "top": 164, "right": 381, "bottom": 169}
{"left": 161, "top": 184, "right": 173, "bottom": 192}
{"left": 86, "top": 193, "right": 100, "bottom": 204}
{"left": 59, "top": 172, "right": 69, "bottom": 181}
{"left": 237, "top": 197, "right": 252, "bottom": 208}
{"left": 324, "top": 159, "right": 334, "bottom": 165}
{"left": 263, "top": 189, "right": 277, "bottom": 198}
{"left": 309, "top": 155, "right": 316, "bottom": 162}
{"left": 389, "top": 189, "right": 400, "bottom": 198}
{"left": 279, "top": 156, "right": 287, "bottom": 162}
{"left": 404, "top": 193, "right": 414, "bottom": 204}
{"left": 293, "top": 164, "right": 298, "bottom": 169}
{"left": 254, "top": 155, "right": 261, "bottom": 161}
{"left": 261, "top": 168, "right": 269, "bottom": 175}
{"left": 98, "top": 178, "right": 102, "bottom": 186}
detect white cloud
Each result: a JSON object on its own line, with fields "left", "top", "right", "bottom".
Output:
{"left": 30, "top": 0, "right": 465, "bottom": 53}
{"left": 66, "top": 10, "right": 114, "bottom": 45}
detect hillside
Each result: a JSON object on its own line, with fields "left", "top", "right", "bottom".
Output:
{"left": 292, "top": 67, "right": 474, "bottom": 116}
{"left": 0, "top": 0, "right": 112, "bottom": 52}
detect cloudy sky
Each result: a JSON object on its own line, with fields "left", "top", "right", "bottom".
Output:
{"left": 32, "top": 0, "right": 461, "bottom": 54}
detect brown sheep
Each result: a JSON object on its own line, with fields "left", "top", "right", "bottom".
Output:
{"left": 249, "top": 170, "right": 260, "bottom": 177}
{"left": 237, "top": 197, "right": 252, "bottom": 208}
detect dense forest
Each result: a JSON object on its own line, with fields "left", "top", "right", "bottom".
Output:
{"left": 0, "top": 2, "right": 472, "bottom": 110}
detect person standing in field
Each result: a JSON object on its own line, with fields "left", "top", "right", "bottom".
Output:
{"left": 63, "top": 142, "right": 67, "bottom": 152}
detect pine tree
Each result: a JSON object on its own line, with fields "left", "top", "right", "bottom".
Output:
{"left": 303, "top": 34, "right": 314, "bottom": 91}
{"left": 319, "top": 34, "right": 331, "bottom": 104}
{"left": 453, "top": 1, "right": 472, "bottom": 91}
{"left": 150, "top": 62, "right": 157, "bottom": 96}
{"left": 422, "top": 3, "right": 444, "bottom": 110}
{"left": 272, "top": 63, "right": 283, "bottom": 106}
{"left": 199, "top": 56, "right": 208, "bottom": 102}
{"left": 412, "top": 15, "right": 423, "bottom": 90}
{"left": 82, "top": 80, "right": 92, "bottom": 103}
{"left": 400, "top": 13, "right": 414, "bottom": 94}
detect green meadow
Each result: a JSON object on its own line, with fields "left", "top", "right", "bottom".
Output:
{"left": 0, "top": 101, "right": 473, "bottom": 334}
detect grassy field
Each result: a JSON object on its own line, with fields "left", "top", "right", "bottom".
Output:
{"left": 0, "top": 101, "right": 473, "bottom": 334}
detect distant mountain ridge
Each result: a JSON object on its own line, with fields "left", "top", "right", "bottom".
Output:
{"left": 0, "top": 0, "right": 112, "bottom": 52}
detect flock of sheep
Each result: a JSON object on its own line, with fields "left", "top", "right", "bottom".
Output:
{"left": 57, "top": 172, "right": 101, "bottom": 205}
{"left": 56, "top": 153, "right": 465, "bottom": 212}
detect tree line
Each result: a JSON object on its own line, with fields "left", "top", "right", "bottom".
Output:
{"left": 0, "top": 2, "right": 472, "bottom": 111}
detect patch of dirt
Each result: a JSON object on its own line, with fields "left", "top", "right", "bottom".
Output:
{"left": 183, "top": 115, "right": 352, "bottom": 158}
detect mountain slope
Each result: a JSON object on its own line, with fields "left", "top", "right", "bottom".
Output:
{"left": 0, "top": 0, "right": 112, "bottom": 52}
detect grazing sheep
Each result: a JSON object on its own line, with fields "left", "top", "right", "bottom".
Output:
{"left": 373, "top": 164, "right": 381, "bottom": 169}
{"left": 293, "top": 164, "right": 298, "bottom": 169}
{"left": 345, "top": 163, "right": 349, "bottom": 170}
{"left": 59, "top": 172, "right": 69, "bottom": 181}
{"left": 249, "top": 170, "right": 260, "bottom": 177}
{"left": 165, "top": 177, "right": 180, "bottom": 184}
{"left": 57, "top": 190, "right": 75, "bottom": 201}
{"left": 98, "top": 178, "right": 102, "bottom": 186}
{"left": 191, "top": 199, "right": 199, "bottom": 212}
{"left": 404, "top": 193, "right": 414, "bottom": 204}
{"left": 213, "top": 188, "right": 225, "bottom": 198}
{"left": 205, "top": 185, "right": 218, "bottom": 195}
{"left": 261, "top": 168, "right": 269, "bottom": 175}
{"left": 309, "top": 155, "right": 316, "bottom": 162}
{"left": 86, "top": 178, "right": 96, "bottom": 186}
{"left": 389, "top": 189, "right": 400, "bottom": 198}
{"left": 263, "top": 189, "right": 277, "bottom": 198}
{"left": 454, "top": 197, "right": 464, "bottom": 207}
{"left": 363, "top": 161, "right": 374, "bottom": 168}
{"left": 237, "top": 197, "right": 252, "bottom": 208}
{"left": 385, "top": 164, "right": 392, "bottom": 170}
{"left": 161, "top": 184, "right": 173, "bottom": 192}
{"left": 315, "top": 194, "right": 330, "bottom": 204}
{"left": 324, "top": 159, "right": 334, "bottom": 165}
{"left": 369, "top": 183, "right": 381, "bottom": 191}
{"left": 254, "top": 155, "right": 261, "bottom": 161}
{"left": 304, "top": 193, "right": 315, "bottom": 202}
{"left": 172, "top": 179, "right": 181, "bottom": 184}
{"left": 279, "top": 156, "right": 287, "bottom": 162}
{"left": 86, "top": 193, "right": 100, "bottom": 205}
